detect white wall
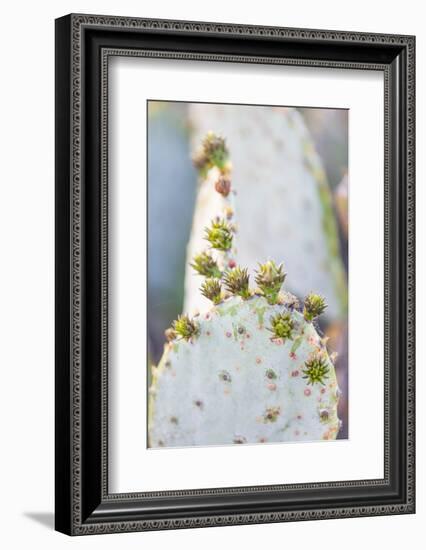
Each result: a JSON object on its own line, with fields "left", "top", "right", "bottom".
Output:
{"left": 0, "top": 0, "right": 422, "bottom": 548}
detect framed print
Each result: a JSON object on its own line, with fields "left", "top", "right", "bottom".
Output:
{"left": 55, "top": 14, "right": 415, "bottom": 535}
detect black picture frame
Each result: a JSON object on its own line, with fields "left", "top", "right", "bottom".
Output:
{"left": 55, "top": 13, "right": 415, "bottom": 535}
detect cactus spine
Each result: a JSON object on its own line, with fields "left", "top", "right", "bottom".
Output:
{"left": 148, "top": 133, "right": 341, "bottom": 448}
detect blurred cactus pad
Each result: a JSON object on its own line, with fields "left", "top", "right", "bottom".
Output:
{"left": 184, "top": 104, "right": 347, "bottom": 321}
{"left": 148, "top": 133, "right": 341, "bottom": 448}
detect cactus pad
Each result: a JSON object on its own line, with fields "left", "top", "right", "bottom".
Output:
{"left": 148, "top": 295, "right": 340, "bottom": 448}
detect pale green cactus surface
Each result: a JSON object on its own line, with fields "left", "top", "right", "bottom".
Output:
{"left": 149, "top": 293, "right": 341, "bottom": 448}
{"left": 148, "top": 132, "right": 341, "bottom": 448}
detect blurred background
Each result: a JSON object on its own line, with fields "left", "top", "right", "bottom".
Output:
{"left": 147, "top": 101, "right": 348, "bottom": 438}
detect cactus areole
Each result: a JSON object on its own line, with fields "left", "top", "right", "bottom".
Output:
{"left": 148, "top": 133, "right": 341, "bottom": 448}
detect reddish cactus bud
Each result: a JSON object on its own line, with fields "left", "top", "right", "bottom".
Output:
{"left": 215, "top": 175, "right": 231, "bottom": 197}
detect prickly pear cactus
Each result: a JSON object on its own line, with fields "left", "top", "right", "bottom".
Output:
{"left": 148, "top": 133, "right": 341, "bottom": 448}
{"left": 184, "top": 104, "right": 347, "bottom": 321}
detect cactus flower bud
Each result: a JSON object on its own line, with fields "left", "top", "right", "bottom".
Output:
{"left": 268, "top": 312, "right": 295, "bottom": 340}
{"left": 303, "top": 293, "right": 327, "bottom": 322}
{"left": 200, "top": 278, "right": 222, "bottom": 305}
{"left": 302, "top": 354, "right": 330, "bottom": 385}
{"left": 202, "top": 131, "right": 229, "bottom": 170}
{"left": 172, "top": 315, "right": 199, "bottom": 341}
{"left": 190, "top": 251, "right": 222, "bottom": 278}
{"left": 192, "top": 132, "right": 229, "bottom": 176}
{"left": 204, "top": 219, "right": 233, "bottom": 251}
{"left": 214, "top": 175, "right": 231, "bottom": 197}
{"left": 223, "top": 266, "right": 251, "bottom": 299}
{"left": 255, "top": 260, "right": 286, "bottom": 305}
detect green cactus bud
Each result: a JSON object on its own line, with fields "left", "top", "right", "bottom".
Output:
{"left": 204, "top": 219, "right": 233, "bottom": 251}
{"left": 200, "top": 278, "right": 222, "bottom": 305}
{"left": 172, "top": 315, "right": 199, "bottom": 341}
{"left": 190, "top": 251, "right": 222, "bottom": 278}
{"left": 302, "top": 354, "right": 330, "bottom": 385}
{"left": 202, "top": 131, "right": 229, "bottom": 171}
{"left": 192, "top": 132, "right": 230, "bottom": 176}
{"left": 255, "top": 260, "right": 286, "bottom": 304}
{"left": 303, "top": 293, "right": 327, "bottom": 322}
{"left": 268, "top": 311, "right": 295, "bottom": 340}
{"left": 223, "top": 266, "right": 251, "bottom": 299}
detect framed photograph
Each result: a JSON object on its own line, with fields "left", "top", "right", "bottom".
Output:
{"left": 55, "top": 14, "right": 415, "bottom": 535}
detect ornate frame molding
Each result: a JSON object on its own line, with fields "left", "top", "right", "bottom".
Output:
{"left": 55, "top": 14, "right": 415, "bottom": 535}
